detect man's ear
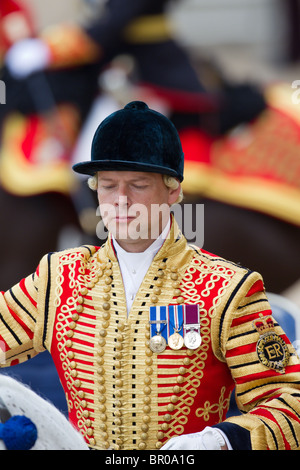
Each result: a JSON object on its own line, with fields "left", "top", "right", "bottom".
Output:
{"left": 168, "top": 182, "right": 181, "bottom": 205}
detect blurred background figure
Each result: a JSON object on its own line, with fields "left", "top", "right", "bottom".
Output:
{"left": 0, "top": 0, "right": 299, "bottom": 418}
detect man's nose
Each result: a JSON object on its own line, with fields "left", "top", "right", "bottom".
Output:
{"left": 115, "top": 195, "right": 129, "bottom": 207}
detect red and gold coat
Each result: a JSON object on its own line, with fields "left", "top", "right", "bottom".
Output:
{"left": 0, "top": 220, "right": 300, "bottom": 450}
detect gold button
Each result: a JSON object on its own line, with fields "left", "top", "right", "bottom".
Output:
{"left": 167, "top": 404, "right": 175, "bottom": 412}
{"left": 102, "top": 312, "right": 111, "bottom": 321}
{"left": 76, "top": 305, "right": 84, "bottom": 313}
{"left": 141, "top": 433, "right": 148, "bottom": 441}
{"left": 171, "top": 395, "right": 178, "bottom": 404}
{"left": 138, "top": 442, "right": 146, "bottom": 450}
{"left": 118, "top": 323, "right": 126, "bottom": 331}
{"left": 72, "top": 313, "right": 79, "bottom": 321}
{"left": 154, "top": 287, "right": 161, "bottom": 295}
{"left": 89, "top": 438, "right": 96, "bottom": 446}
{"left": 161, "top": 423, "right": 169, "bottom": 431}
{"left": 174, "top": 289, "right": 181, "bottom": 297}
{"left": 66, "top": 340, "right": 73, "bottom": 348}
{"left": 102, "top": 302, "right": 111, "bottom": 311}
{"left": 156, "top": 441, "right": 163, "bottom": 449}
{"left": 70, "top": 361, "right": 77, "bottom": 369}
{"left": 177, "top": 375, "right": 185, "bottom": 384}
{"left": 68, "top": 351, "right": 75, "bottom": 359}
{"left": 74, "top": 379, "right": 81, "bottom": 387}
{"left": 82, "top": 410, "right": 90, "bottom": 418}
{"left": 77, "top": 296, "right": 84, "bottom": 304}
{"left": 177, "top": 297, "right": 184, "bottom": 304}
{"left": 141, "top": 424, "right": 149, "bottom": 432}
{"left": 179, "top": 367, "right": 187, "bottom": 375}
{"left": 78, "top": 391, "right": 85, "bottom": 398}
{"left": 105, "top": 277, "right": 112, "bottom": 285}
{"left": 81, "top": 400, "right": 87, "bottom": 408}
{"left": 144, "top": 377, "right": 151, "bottom": 385}
{"left": 87, "top": 428, "right": 94, "bottom": 436}
{"left": 143, "top": 386, "right": 151, "bottom": 395}
{"left": 143, "top": 415, "right": 151, "bottom": 424}
{"left": 103, "top": 293, "right": 111, "bottom": 301}
{"left": 164, "top": 414, "right": 172, "bottom": 422}
{"left": 99, "top": 329, "right": 107, "bottom": 337}
{"left": 67, "top": 330, "right": 74, "bottom": 338}
{"left": 80, "top": 288, "right": 88, "bottom": 295}
{"left": 157, "top": 431, "right": 164, "bottom": 440}
{"left": 151, "top": 295, "right": 158, "bottom": 304}
{"left": 71, "top": 370, "right": 77, "bottom": 377}
{"left": 97, "top": 347, "right": 105, "bottom": 357}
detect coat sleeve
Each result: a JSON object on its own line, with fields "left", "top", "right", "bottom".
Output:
{"left": 214, "top": 270, "right": 300, "bottom": 450}
{"left": 0, "top": 257, "right": 47, "bottom": 367}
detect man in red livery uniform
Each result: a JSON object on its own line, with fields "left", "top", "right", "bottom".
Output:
{"left": 0, "top": 101, "right": 300, "bottom": 450}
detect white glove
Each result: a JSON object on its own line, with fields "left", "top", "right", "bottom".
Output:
{"left": 161, "top": 427, "right": 227, "bottom": 450}
{"left": 5, "top": 38, "right": 51, "bottom": 79}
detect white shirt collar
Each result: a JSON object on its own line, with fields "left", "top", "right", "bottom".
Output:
{"left": 112, "top": 218, "right": 171, "bottom": 260}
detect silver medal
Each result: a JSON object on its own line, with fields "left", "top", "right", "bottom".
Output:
{"left": 150, "top": 333, "right": 167, "bottom": 353}
{"left": 184, "top": 329, "right": 201, "bottom": 350}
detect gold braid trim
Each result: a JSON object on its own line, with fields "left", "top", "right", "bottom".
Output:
{"left": 123, "top": 15, "right": 173, "bottom": 43}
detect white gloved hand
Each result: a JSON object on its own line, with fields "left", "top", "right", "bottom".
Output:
{"left": 161, "top": 427, "right": 227, "bottom": 450}
{"left": 5, "top": 38, "right": 51, "bottom": 79}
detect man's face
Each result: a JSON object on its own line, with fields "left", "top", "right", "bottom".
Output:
{"left": 97, "top": 171, "right": 180, "bottom": 252}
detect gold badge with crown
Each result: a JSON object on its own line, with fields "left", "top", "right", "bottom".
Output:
{"left": 253, "top": 314, "right": 290, "bottom": 374}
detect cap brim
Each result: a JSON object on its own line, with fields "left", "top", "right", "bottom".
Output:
{"left": 72, "top": 160, "right": 183, "bottom": 181}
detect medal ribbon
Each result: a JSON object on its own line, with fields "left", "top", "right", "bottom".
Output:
{"left": 149, "top": 306, "right": 168, "bottom": 341}
{"left": 168, "top": 305, "right": 184, "bottom": 338}
{"left": 183, "top": 304, "right": 200, "bottom": 331}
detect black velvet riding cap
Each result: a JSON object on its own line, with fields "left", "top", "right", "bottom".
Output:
{"left": 72, "top": 101, "right": 184, "bottom": 181}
